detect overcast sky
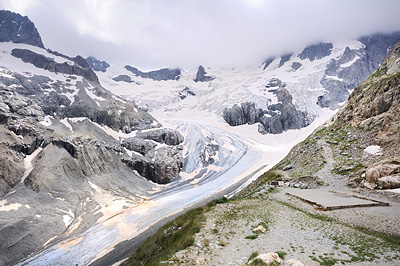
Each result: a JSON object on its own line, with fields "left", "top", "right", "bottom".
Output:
{"left": 1, "top": 0, "right": 400, "bottom": 70}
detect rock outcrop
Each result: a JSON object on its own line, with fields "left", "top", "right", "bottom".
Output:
{"left": 86, "top": 56, "right": 110, "bottom": 72}
{"left": 194, "top": 65, "right": 214, "bottom": 82}
{"left": 317, "top": 32, "right": 400, "bottom": 108}
{"left": 291, "top": 62, "right": 302, "bottom": 71}
{"left": 178, "top": 87, "right": 196, "bottom": 99}
{"left": 298, "top": 42, "right": 333, "bottom": 61}
{"left": 222, "top": 86, "right": 310, "bottom": 134}
{"left": 11, "top": 48, "right": 99, "bottom": 83}
{"left": 279, "top": 53, "right": 293, "bottom": 67}
{"left": 263, "top": 57, "right": 275, "bottom": 70}
{"left": 112, "top": 74, "right": 134, "bottom": 83}
{"left": 248, "top": 252, "right": 282, "bottom": 265}
{"left": 121, "top": 129, "right": 184, "bottom": 184}
{"left": 125, "top": 65, "right": 181, "bottom": 81}
{"left": 0, "top": 10, "right": 44, "bottom": 48}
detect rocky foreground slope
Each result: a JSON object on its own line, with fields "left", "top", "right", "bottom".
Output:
{"left": 124, "top": 41, "right": 400, "bottom": 266}
{"left": 0, "top": 10, "right": 184, "bottom": 266}
{"left": 252, "top": 40, "right": 400, "bottom": 192}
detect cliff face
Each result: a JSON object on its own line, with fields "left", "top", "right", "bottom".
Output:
{"left": 335, "top": 40, "right": 400, "bottom": 154}
{"left": 0, "top": 10, "right": 44, "bottom": 48}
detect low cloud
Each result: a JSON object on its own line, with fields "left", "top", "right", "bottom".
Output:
{"left": 1, "top": 0, "right": 400, "bottom": 70}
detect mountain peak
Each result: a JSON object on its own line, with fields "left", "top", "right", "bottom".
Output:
{"left": 0, "top": 10, "right": 44, "bottom": 48}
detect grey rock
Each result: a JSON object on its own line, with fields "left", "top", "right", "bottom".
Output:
{"left": 194, "top": 65, "right": 214, "bottom": 82}
{"left": 279, "top": 53, "right": 293, "bottom": 67}
{"left": 122, "top": 145, "right": 184, "bottom": 184}
{"left": 283, "top": 165, "right": 293, "bottom": 171}
{"left": 222, "top": 88, "right": 310, "bottom": 134}
{"left": 179, "top": 87, "right": 196, "bottom": 99}
{"left": 291, "top": 62, "right": 302, "bottom": 71}
{"left": 265, "top": 78, "right": 284, "bottom": 88}
{"left": 122, "top": 137, "right": 157, "bottom": 156}
{"left": 263, "top": 57, "right": 275, "bottom": 70}
{"left": 125, "top": 65, "right": 181, "bottom": 81}
{"left": 377, "top": 175, "right": 400, "bottom": 189}
{"left": 86, "top": 56, "right": 110, "bottom": 72}
{"left": 317, "top": 32, "right": 400, "bottom": 108}
{"left": 0, "top": 10, "right": 44, "bottom": 48}
{"left": 136, "top": 128, "right": 184, "bottom": 145}
{"left": 112, "top": 74, "right": 133, "bottom": 83}
{"left": 11, "top": 48, "right": 99, "bottom": 83}
{"left": 298, "top": 42, "right": 333, "bottom": 61}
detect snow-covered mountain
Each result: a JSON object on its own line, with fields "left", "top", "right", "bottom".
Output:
{"left": 94, "top": 33, "right": 399, "bottom": 135}
{"left": 0, "top": 8, "right": 399, "bottom": 266}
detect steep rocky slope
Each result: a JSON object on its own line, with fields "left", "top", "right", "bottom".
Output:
{"left": 0, "top": 10, "right": 185, "bottom": 266}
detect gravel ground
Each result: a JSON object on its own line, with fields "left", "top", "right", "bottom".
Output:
{"left": 167, "top": 140, "right": 400, "bottom": 265}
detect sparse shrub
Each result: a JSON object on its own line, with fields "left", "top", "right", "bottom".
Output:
{"left": 214, "top": 196, "right": 228, "bottom": 204}
{"left": 275, "top": 251, "right": 287, "bottom": 259}
{"left": 248, "top": 251, "right": 259, "bottom": 262}
{"left": 245, "top": 234, "right": 259, "bottom": 240}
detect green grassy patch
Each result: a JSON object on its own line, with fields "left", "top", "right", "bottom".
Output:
{"left": 245, "top": 234, "right": 259, "bottom": 240}
{"left": 121, "top": 207, "right": 206, "bottom": 266}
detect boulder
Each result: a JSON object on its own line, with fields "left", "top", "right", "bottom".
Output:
{"left": 287, "top": 259, "right": 305, "bottom": 266}
{"left": 377, "top": 175, "right": 400, "bottom": 189}
{"left": 248, "top": 252, "right": 281, "bottom": 265}
{"left": 252, "top": 225, "right": 267, "bottom": 233}
{"left": 365, "top": 157, "right": 400, "bottom": 184}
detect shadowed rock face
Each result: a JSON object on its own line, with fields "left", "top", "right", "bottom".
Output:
{"left": 298, "top": 42, "right": 333, "bottom": 61}
{"left": 222, "top": 87, "right": 310, "bottom": 134}
{"left": 291, "top": 62, "right": 302, "bottom": 71}
{"left": 125, "top": 65, "right": 181, "bottom": 81}
{"left": 317, "top": 32, "right": 400, "bottom": 108}
{"left": 121, "top": 129, "right": 184, "bottom": 184}
{"left": 112, "top": 74, "right": 133, "bottom": 83}
{"left": 0, "top": 10, "right": 44, "bottom": 48}
{"left": 263, "top": 57, "right": 275, "bottom": 70}
{"left": 194, "top": 65, "right": 214, "bottom": 82}
{"left": 279, "top": 53, "right": 293, "bottom": 68}
{"left": 86, "top": 56, "right": 110, "bottom": 72}
{"left": 11, "top": 48, "right": 99, "bottom": 83}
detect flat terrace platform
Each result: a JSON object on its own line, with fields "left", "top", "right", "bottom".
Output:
{"left": 286, "top": 189, "right": 389, "bottom": 210}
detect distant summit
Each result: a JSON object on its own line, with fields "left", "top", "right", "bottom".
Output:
{"left": 0, "top": 10, "right": 44, "bottom": 48}
{"left": 86, "top": 56, "right": 110, "bottom": 72}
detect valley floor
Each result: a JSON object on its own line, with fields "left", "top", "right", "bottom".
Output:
{"left": 149, "top": 138, "right": 400, "bottom": 266}
{"left": 167, "top": 189, "right": 400, "bottom": 266}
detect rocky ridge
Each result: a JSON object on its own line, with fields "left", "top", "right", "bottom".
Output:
{"left": 125, "top": 65, "right": 181, "bottom": 81}
{"left": 0, "top": 11, "right": 186, "bottom": 266}
{"left": 194, "top": 65, "right": 214, "bottom": 82}
{"left": 86, "top": 56, "right": 110, "bottom": 72}
{"left": 222, "top": 79, "right": 310, "bottom": 134}
{"left": 317, "top": 32, "right": 400, "bottom": 108}
{"left": 0, "top": 10, "right": 44, "bottom": 48}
